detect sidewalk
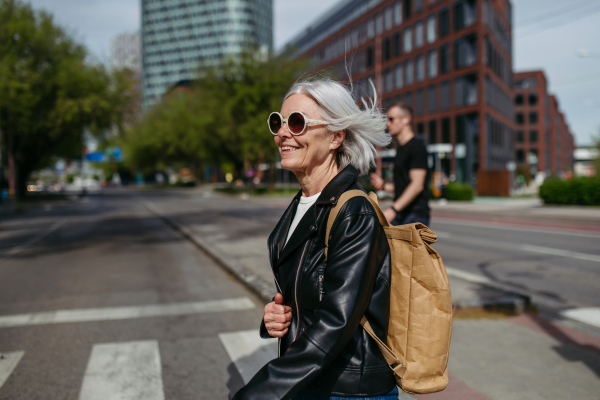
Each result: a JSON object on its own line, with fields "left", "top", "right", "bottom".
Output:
{"left": 143, "top": 188, "right": 600, "bottom": 400}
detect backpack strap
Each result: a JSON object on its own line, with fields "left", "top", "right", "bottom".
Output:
{"left": 324, "top": 190, "right": 405, "bottom": 375}
{"left": 325, "top": 190, "right": 388, "bottom": 258}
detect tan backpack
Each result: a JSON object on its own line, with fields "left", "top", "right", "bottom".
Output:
{"left": 324, "top": 190, "right": 452, "bottom": 394}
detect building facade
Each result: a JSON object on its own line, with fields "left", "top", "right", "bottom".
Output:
{"left": 285, "top": 0, "right": 515, "bottom": 188}
{"left": 514, "top": 71, "right": 574, "bottom": 178}
{"left": 141, "top": 0, "right": 273, "bottom": 111}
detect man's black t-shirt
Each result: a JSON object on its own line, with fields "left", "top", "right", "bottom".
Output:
{"left": 393, "top": 137, "right": 430, "bottom": 218}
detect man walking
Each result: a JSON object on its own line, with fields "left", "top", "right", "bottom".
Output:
{"left": 370, "top": 103, "right": 430, "bottom": 226}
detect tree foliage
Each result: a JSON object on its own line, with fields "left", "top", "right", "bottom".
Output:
{"left": 0, "top": 0, "right": 133, "bottom": 197}
{"left": 123, "top": 50, "right": 309, "bottom": 178}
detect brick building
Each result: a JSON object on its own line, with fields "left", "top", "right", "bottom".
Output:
{"left": 514, "top": 71, "right": 574, "bottom": 179}
{"left": 285, "top": 0, "right": 515, "bottom": 191}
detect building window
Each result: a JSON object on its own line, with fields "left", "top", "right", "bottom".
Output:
{"left": 442, "top": 118, "right": 451, "bottom": 143}
{"left": 427, "top": 14, "right": 436, "bottom": 43}
{"left": 395, "top": 64, "right": 404, "bottom": 89}
{"left": 441, "top": 81, "right": 450, "bottom": 109}
{"left": 385, "top": 68, "right": 393, "bottom": 92}
{"left": 385, "top": 6, "right": 393, "bottom": 30}
{"left": 394, "top": 32, "right": 401, "bottom": 57}
{"left": 415, "top": 0, "right": 423, "bottom": 13}
{"left": 366, "top": 46, "right": 374, "bottom": 69}
{"left": 416, "top": 89, "right": 424, "bottom": 115}
{"left": 428, "top": 85, "right": 436, "bottom": 112}
{"left": 429, "top": 120, "right": 437, "bottom": 144}
{"left": 383, "top": 36, "right": 391, "bottom": 61}
{"left": 455, "top": 34, "right": 477, "bottom": 69}
{"left": 516, "top": 131, "right": 524, "bottom": 143}
{"left": 376, "top": 12, "right": 383, "bottom": 35}
{"left": 367, "top": 17, "right": 375, "bottom": 39}
{"left": 455, "top": 74, "right": 477, "bottom": 107}
{"left": 405, "top": 59, "right": 414, "bottom": 85}
{"left": 427, "top": 49, "right": 438, "bottom": 78}
{"left": 454, "top": 0, "right": 476, "bottom": 31}
{"left": 517, "top": 149, "right": 524, "bottom": 164}
{"left": 416, "top": 55, "right": 425, "bottom": 82}
{"left": 528, "top": 93, "right": 538, "bottom": 105}
{"left": 440, "top": 44, "right": 450, "bottom": 74}
{"left": 516, "top": 78, "right": 537, "bottom": 88}
{"left": 415, "top": 21, "right": 424, "bottom": 48}
{"left": 404, "top": 27, "right": 412, "bottom": 53}
{"left": 405, "top": 91, "right": 413, "bottom": 109}
{"left": 529, "top": 112, "right": 538, "bottom": 124}
{"left": 515, "top": 94, "right": 523, "bottom": 105}
{"left": 394, "top": 1, "right": 402, "bottom": 25}
{"left": 516, "top": 113, "right": 524, "bottom": 124}
{"left": 439, "top": 8, "right": 450, "bottom": 37}
{"left": 529, "top": 130, "right": 538, "bottom": 143}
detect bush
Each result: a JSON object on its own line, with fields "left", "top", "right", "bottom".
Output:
{"left": 445, "top": 182, "right": 474, "bottom": 201}
{"left": 539, "top": 177, "right": 600, "bottom": 206}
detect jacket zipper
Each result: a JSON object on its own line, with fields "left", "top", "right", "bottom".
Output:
{"left": 294, "top": 208, "right": 323, "bottom": 341}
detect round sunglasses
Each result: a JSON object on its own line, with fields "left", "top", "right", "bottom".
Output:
{"left": 267, "top": 111, "right": 330, "bottom": 135}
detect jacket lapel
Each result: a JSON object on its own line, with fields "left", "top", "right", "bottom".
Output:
{"left": 270, "top": 165, "right": 361, "bottom": 268}
{"left": 268, "top": 193, "right": 300, "bottom": 270}
{"left": 276, "top": 205, "right": 319, "bottom": 267}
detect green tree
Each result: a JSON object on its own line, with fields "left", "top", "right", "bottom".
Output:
{"left": 123, "top": 49, "right": 309, "bottom": 182}
{"left": 594, "top": 131, "right": 600, "bottom": 176}
{"left": 0, "top": 0, "right": 131, "bottom": 198}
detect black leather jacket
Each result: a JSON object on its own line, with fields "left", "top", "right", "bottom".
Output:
{"left": 232, "top": 166, "right": 395, "bottom": 400}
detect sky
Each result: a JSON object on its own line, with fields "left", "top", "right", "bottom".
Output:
{"left": 27, "top": 0, "right": 600, "bottom": 145}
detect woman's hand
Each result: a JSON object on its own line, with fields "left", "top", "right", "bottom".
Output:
{"left": 264, "top": 293, "right": 292, "bottom": 338}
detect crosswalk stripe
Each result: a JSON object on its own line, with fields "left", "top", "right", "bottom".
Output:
{"left": 0, "top": 351, "right": 24, "bottom": 390}
{"left": 0, "top": 297, "right": 255, "bottom": 329}
{"left": 561, "top": 307, "right": 600, "bottom": 329}
{"left": 219, "top": 329, "right": 277, "bottom": 384}
{"left": 520, "top": 244, "right": 600, "bottom": 263}
{"left": 78, "top": 340, "right": 164, "bottom": 400}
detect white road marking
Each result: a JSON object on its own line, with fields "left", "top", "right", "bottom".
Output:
{"left": 219, "top": 329, "right": 278, "bottom": 384}
{"left": 561, "top": 308, "right": 600, "bottom": 329}
{"left": 0, "top": 219, "right": 66, "bottom": 264}
{"left": 433, "top": 218, "right": 600, "bottom": 238}
{"left": 0, "top": 351, "right": 24, "bottom": 389}
{"left": 433, "top": 231, "right": 451, "bottom": 239}
{"left": 78, "top": 340, "right": 164, "bottom": 400}
{"left": 0, "top": 297, "right": 255, "bottom": 329}
{"left": 521, "top": 245, "right": 600, "bottom": 263}
{"left": 445, "top": 267, "right": 492, "bottom": 284}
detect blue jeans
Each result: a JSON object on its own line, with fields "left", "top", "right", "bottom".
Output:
{"left": 291, "top": 386, "right": 399, "bottom": 400}
{"left": 392, "top": 212, "right": 430, "bottom": 227}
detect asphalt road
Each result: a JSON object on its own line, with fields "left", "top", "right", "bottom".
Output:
{"left": 0, "top": 191, "right": 265, "bottom": 400}
{"left": 1, "top": 188, "right": 599, "bottom": 399}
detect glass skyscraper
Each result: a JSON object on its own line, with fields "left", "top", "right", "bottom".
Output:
{"left": 141, "top": 0, "right": 273, "bottom": 111}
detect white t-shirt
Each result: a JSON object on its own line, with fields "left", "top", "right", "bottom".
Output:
{"left": 285, "top": 192, "right": 321, "bottom": 246}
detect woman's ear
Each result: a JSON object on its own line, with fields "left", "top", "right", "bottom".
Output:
{"left": 330, "top": 129, "right": 346, "bottom": 150}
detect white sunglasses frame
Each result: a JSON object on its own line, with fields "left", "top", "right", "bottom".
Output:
{"left": 267, "top": 111, "right": 330, "bottom": 135}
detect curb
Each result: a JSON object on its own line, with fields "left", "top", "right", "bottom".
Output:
{"left": 144, "top": 201, "right": 274, "bottom": 304}
{"left": 145, "top": 200, "right": 533, "bottom": 311}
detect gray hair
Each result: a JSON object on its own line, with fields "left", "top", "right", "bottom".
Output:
{"left": 283, "top": 78, "right": 391, "bottom": 175}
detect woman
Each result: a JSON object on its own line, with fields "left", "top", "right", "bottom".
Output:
{"left": 232, "top": 79, "right": 395, "bottom": 400}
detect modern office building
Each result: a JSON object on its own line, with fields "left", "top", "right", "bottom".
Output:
{"left": 514, "top": 71, "right": 574, "bottom": 179}
{"left": 285, "top": 0, "right": 514, "bottom": 191}
{"left": 141, "top": 0, "right": 273, "bottom": 111}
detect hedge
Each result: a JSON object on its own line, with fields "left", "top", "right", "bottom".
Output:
{"left": 539, "top": 176, "right": 600, "bottom": 206}
{"left": 445, "top": 182, "right": 475, "bottom": 201}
